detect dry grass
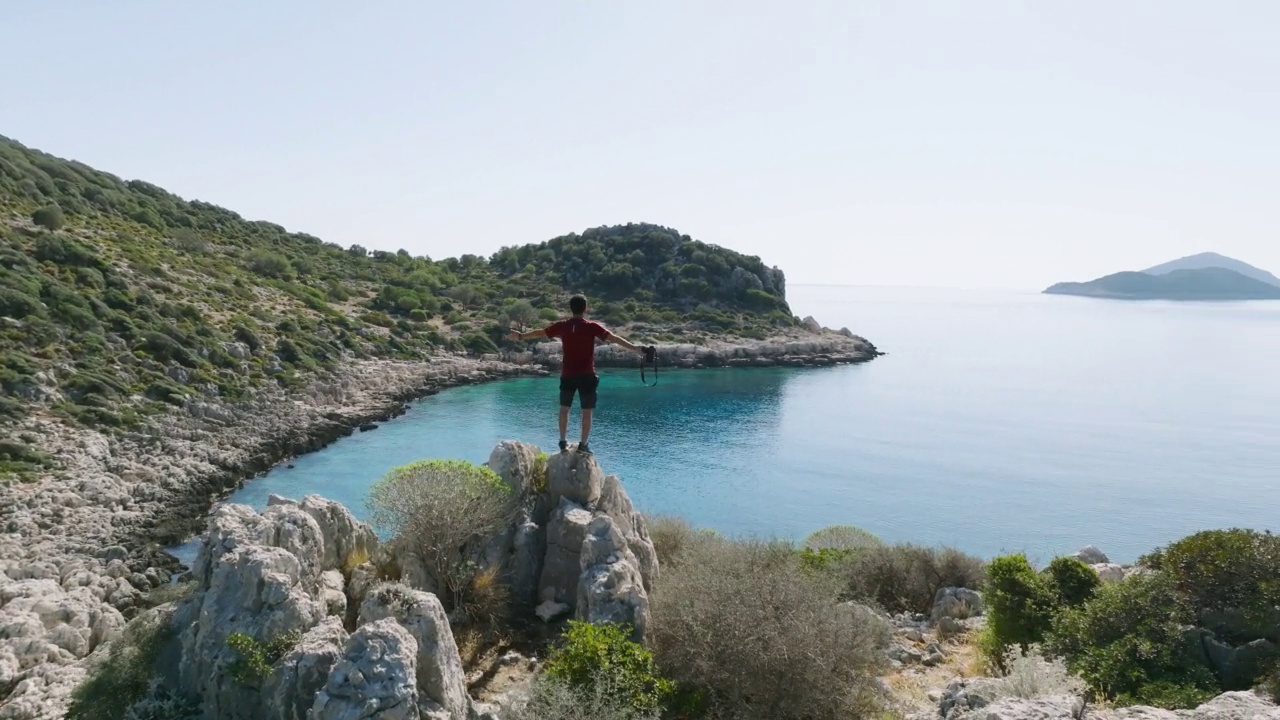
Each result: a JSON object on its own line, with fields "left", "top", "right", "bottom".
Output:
{"left": 644, "top": 514, "right": 697, "bottom": 567}
{"left": 649, "top": 535, "right": 890, "bottom": 720}
{"left": 844, "top": 544, "right": 987, "bottom": 615}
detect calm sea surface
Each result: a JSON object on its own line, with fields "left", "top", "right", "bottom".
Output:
{"left": 172, "top": 286, "right": 1280, "bottom": 566}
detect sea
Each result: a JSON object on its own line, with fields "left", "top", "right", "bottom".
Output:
{"left": 169, "top": 285, "right": 1280, "bottom": 566}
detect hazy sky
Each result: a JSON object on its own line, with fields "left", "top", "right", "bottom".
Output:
{"left": 3, "top": 1, "right": 1277, "bottom": 289}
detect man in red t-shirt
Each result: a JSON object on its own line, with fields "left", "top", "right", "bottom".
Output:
{"left": 509, "top": 294, "right": 646, "bottom": 454}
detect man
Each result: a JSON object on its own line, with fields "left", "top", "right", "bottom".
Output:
{"left": 508, "top": 294, "right": 647, "bottom": 454}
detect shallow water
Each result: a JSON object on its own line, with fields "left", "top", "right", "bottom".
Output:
{"left": 172, "top": 286, "right": 1280, "bottom": 565}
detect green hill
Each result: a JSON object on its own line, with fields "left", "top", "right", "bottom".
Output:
{"left": 0, "top": 135, "right": 797, "bottom": 441}
{"left": 1044, "top": 267, "right": 1280, "bottom": 301}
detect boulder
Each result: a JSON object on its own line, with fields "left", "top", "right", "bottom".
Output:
{"left": 346, "top": 563, "right": 379, "bottom": 622}
{"left": 1073, "top": 545, "right": 1109, "bottom": 564}
{"left": 1186, "top": 691, "right": 1280, "bottom": 719}
{"left": 1091, "top": 563, "right": 1126, "bottom": 583}
{"left": 931, "top": 587, "right": 984, "bottom": 623}
{"left": 295, "top": 495, "right": 379, "bottom": 573}
{"left": 546, "top": 452, "right": 603, "bottom": 508}
{"left": 310, "top": 618, "right": 420, "bottom": 720}
{"left": 177, "top": 544, "right": 326, "bottom": 719}
{"left": 538, "top": 499, "right": 593, "bottom": 608}
{"left": 1187, "top": 628, "right": 1279, "bottom": 690}
{"left": 596, "top": 475, "right": 659, "bottom": 591}
{"left": 358, "top": 584, "right": 472, "bottom": 720}
{"left": 959, "top": 694, "right": 1083, "bottom": 720}
{"left": 487, "top": 441, "right": 540, "bottom": 495}
{"left": 269, "top": 617, "right": 349, "bottom": 720}
{"left": 320, "top": 570, "right": 348, "bottom": 619}
{"left": 505, "top": 514, "right": 545, "bottom": 608}
{"left": 801, "top": 316, "right": 823, "bottom": 333}
{"left": 576, "top": 516, "right": 650, "bottom": 642}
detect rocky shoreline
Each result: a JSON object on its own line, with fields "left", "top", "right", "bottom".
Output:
{"left": 0, "top": 330, "right": 877, "bottom": 718}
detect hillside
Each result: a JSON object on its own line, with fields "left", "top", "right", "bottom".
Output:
{"left": 1044, "top": 267, "right": 1280, "bottom": 301}
{"left": 0, "top": 135, "right": 800, "bottom": 445}
{"left": 1143, "top": 252, "right": 1280, "bottom": 287}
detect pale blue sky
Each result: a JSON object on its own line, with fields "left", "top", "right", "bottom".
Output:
{"left": 3, "top": 1, "right": 1277, "bottom": 289}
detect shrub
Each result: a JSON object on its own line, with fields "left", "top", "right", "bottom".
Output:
{"left": 804, "top": 524, "right": 883, "bottom": 552}
{"left": 170, "top": 228, "right": 209, "bottom": 254}
{"left": 984, "top": 554, "right": 1056, "bottom": 662}
{"left": 461, "top": 332, "right": 499, "bottom": 355}
{"left": 456, "top": 564, "right": 510, "bottom": 632}
{"left": 226, "top": 629, "right": 303, "bottom": 684}
{"left": 32, "top": 204, "right": 65, "bottom": 230}
{"left": 506, "top": 673, "right": 661, "bottom": 720}
{"left": 543, "top": 621, "right": 672, "bottom": 713}
{"left": 1046, "top": 572, "right": 1215, "bottom": 708}
{"left": 531, "top": 452, "right": 549, "bottom": 493}
{"left": 505, "top": 299, "right": 538, "bottom": 329}
{"left": 1045, "top": 556, "right": 1100, "bottom": 607}
{"left": 1140, "top": 529, "right": 1280, "bottom": 641}
{"left": 648, "top": 535, "right": 888, "bottom": 719}
{"left": 244, "top": 248, "right": 292, "bottom": 278}
{"left": 67, "top": 612, "right": 173, "bottom": 720}
{"left": 367, "top": 460, "right": 516, "bottom": 616}
{"left": 843, "top": 543, "right": 987, "bottom": 615}
{"left": 799, "top": 547, "right": 854, "bottom": 574}
{"left": 645, "top": 514, "right": 697, "bottom": 567}
{"left": 987, "top": 645, "right": 1086, "bottom": 699}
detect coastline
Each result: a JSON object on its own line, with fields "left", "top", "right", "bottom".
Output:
{"left": 0, "top": 329, "right": 877, "bottom": 715}
{"left": 1, "top": 329, "right": 878, "bottom": 577}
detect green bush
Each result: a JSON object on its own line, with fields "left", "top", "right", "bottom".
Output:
{"left": 1141, "top": 529, "right": 1280, "bottom": 642}
{"left": 367, "top": 460, "right": 516, "bottom": 617}
{"left": 1046, "top": 572, "right": 1215, "bottom": 708}
{"left": 649, "top": 535, "right": 888, "bottom": 719}
{"left": 843, "top": 543, "right": 986, "bottom": 615}
{"left": 32, "top": 204, "right": 65, "bottom": 230}
{"left": 460, "top": 332, "right": 499, "bottom": 355}
{"left": 1045, "top": 556, "right": 1100, "bottom": 607}
{"left": 544, "top": 621, "right": 672, "bottom": 713}
{"left": 984, "top": 554, "right": 1056, "bottom": 661}
{"left": 67, "top": 612, "right": 173, "bottom": 720}
{"left": 226, "top": 629, "right": 303, "bottom": 684}
{"left": 244, "top": 248, "right": 292, "bottom": 278}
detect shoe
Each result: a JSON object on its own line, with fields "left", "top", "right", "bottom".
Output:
{"left": 577, "top": 442, "right": 592, "bottom": 455}
{"left": 558, "top": 439, "right": 568, "bottom": 453}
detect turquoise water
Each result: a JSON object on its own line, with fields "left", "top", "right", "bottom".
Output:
{"left": 174, "top": 286, "right": 1280, "bottom": 565}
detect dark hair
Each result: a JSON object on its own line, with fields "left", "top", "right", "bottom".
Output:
{"left": 569, "top": 294, "right": 587, "bottom": 315}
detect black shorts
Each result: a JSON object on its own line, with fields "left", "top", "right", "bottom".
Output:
{"left": 559, "top": 373, "right": 600, "bottom": 409}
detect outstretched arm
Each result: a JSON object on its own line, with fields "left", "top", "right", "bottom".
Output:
{"left": 508, "top": 328, "right": 547, "bottom": 341}
{"left": 604, "top": 330, "right": 646, "bottom": 354}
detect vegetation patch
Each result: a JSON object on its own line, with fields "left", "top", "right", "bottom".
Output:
{"left": 67, "top": 613, "right": 174, "bottom": 720}
{"left": 543, "top": 621, "right": 672, "bottom": 714}
{"left": 226, "top": 629, "right": 304, "bottom": 684}
{"left": 1, "top": 135, "right": 801, "bottom": 436}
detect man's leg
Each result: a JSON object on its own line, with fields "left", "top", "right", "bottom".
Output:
{"left": 558, "top": 378, "right": 575, "bottom": 451}
{"left": 578, "top": 374, "right": 598, "bottom": 450}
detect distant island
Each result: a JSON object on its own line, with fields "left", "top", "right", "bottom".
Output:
{"left": 1044, "top": 252, "right": 1280, "bottom": 301}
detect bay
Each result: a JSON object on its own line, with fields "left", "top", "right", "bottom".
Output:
{"left": 173, "top": 285, "right": 1280, "bottom": 565}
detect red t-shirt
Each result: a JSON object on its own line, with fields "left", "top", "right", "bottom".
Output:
{"left": 545, "top": 317, "right": 608, "bottom": 376}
